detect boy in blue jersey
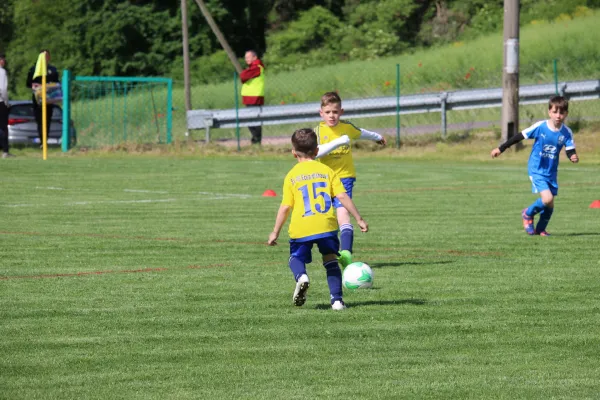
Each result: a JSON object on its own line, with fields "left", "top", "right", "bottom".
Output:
{"left": 268, "top": 128, "right": 368, "bottom": 310}
{"left": 315, "top": 92, "right": 386, "bottom": 267}
{"left": 491, "top": 96, "right": 579, "bottom": 235}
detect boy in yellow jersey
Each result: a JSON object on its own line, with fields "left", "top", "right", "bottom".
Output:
{"left": 268, "top": 128, "right": 368, "bottom": 310}
{"left": 316, "top": 91, "right": 386, "bottom": 268}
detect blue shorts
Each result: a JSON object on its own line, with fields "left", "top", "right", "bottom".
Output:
{"left": 290, "top": 235, "right": 340, "bottom": 264}
{"left": 529, "top": 175, "right": 558, "bottom": 196}
{"left": 333, "top": 178, "right": 356, "bottom": 209}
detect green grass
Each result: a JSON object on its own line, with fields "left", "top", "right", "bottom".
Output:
{"left": 2, "top": 140, "right": 600, "bottom": 398}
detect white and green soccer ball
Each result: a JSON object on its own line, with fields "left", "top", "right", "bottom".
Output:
{"left": 342, "top": 262, "right": 374, "bottom": 290}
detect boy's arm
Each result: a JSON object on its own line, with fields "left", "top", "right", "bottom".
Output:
{"left": 566, "top": 148, "right": 579, "bottom": 163}
{"left": 268, "top": 205, "right": 291, "bottom": 245}
{"left": 359, "top": 128, "right": 386, "bottom": 145}
{"left": 335, "top": 193, "right": 368, "bottom": 232}
{"left": 491, "top": 132, "right": 526, "bottom": 157}
{"left": 315, "top": 135, "right": 350, "bottom": 159}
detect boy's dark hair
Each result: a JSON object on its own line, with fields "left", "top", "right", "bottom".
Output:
{"left": 291, "top": 128, "right": 318, "bottom": 156}
{"left": 549, "top": 95, "right": 568, "bottom": 113}
{"left": 321, "top": 91, "right": 342, "bottom": 108}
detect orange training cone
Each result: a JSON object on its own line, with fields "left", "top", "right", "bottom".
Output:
{"left": 589, "top": 200, "right": 600, "bottom": 209}
{"left": 262, "top": 189, "right": 276, "bottom": 197}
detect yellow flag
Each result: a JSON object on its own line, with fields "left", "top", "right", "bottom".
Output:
{"left": 33, "top": 52, "right": 47, "bottom": 79}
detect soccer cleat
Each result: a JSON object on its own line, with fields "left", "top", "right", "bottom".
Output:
{"left": 521, "top": 208, "right": 535, "bottom": 235}
{"left": 292, "top": 274, "right": 310, "bottom": 306}
{"left": 338, "top": 250, "right": 352, "bottom": 268}
{"left": 331, "top": 300, "right": 346, "bottom": 311}
{"left": 536, "top": 230, "right": 551, "bottom": 236}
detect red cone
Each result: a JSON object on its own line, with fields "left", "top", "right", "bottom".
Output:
{"left": 262, "top": 189, "right": 276, "bottom": 197}
{"left": 589, "top": 200, "right": 600, "bottom": 209}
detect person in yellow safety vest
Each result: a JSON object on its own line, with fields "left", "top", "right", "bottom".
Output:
{"left": 240, "top": 50, "right": 265, "bottom": 145}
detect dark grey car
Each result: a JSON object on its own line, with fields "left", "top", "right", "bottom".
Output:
{"left": 8, "top": 100, "right": 76, "bottom": 147}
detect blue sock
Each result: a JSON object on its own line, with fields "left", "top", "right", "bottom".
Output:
{"left": 340, "top": 224, "right": 354, "bottom": 253}
{"left": 527, "top": 198, "right": 545, "bottom": 217}
{"left": 324, "top": 260, "right": 343, "bottom": 303}
{"left": 289, "top": 257, "right": 307, "bottom": 282}
{"left": 536, "top": 206, "right": 554, "bottom": 233}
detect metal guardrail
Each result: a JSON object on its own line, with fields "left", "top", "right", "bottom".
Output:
{"left": 188, "top": 80, "right": 600, "bottom": 139}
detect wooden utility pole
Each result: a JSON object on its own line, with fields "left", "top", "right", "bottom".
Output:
{"left": 501, "top": 0, "right": 520, "bottom": 143}
{"left": 181, "top": 0, "right": 192, "bottom": 113}
{"left": 193, "top": 0, "right": 243, "bottom": 75}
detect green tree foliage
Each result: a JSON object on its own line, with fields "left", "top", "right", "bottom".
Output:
{"left": 0, "top": 0, "right": 598, "bottom": 95}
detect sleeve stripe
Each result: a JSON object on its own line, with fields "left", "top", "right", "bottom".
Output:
{"left": 522, "top": 120, "right": 545, "bottom": 138}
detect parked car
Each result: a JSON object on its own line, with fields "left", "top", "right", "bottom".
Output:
{"left": 8, "top": 100, "right": 76, "bottom": 147}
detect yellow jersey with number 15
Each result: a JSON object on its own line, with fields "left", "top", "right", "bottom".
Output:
{"left": 281, "top": 160, "right": 345, "bottom": 241}
{"left": 315, "top": 120, "right": 362, "bottom": 178}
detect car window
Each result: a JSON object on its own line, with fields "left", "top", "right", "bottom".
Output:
{"left": 10, "top": 104, "right": 63, "bottom": 118}
{"left": 9, "top": 104, "right": 34, "bottom": 117}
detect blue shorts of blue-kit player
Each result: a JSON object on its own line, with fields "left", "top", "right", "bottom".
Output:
{"left": 332, "top": 177, "right": 356, "bottom": 208}
{"left": 289, "top": 235, "right": 340, "bottom": 264}
{"left": 529, "top": 175, "right": 558, "bottom": 196}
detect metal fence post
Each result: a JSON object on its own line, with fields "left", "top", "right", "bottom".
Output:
{"left": 234, "top": 71, "right": 240, "bottom": 151}
{"left": 440, "top": 92, "right": 448, "bottom": 139}
{"left": 61, "top": 69, "right": 70, "bottom": 152}
{"left": 553, "top": 59, "right": 559, "bottom": 95}
{"left": 559, "top": 82, "right": 567, "bottom": 97}
{"left": 396, "top": 63, "right": 400, "bottom": 148}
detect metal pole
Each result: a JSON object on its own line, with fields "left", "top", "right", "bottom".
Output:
{"left": 61, "top": 70, "right": 70, "bottom": 152}
{"left": 501, "top": 0, "right": 520, "bottom": 144}
{"left": 395, "top": 64, "right": 400, "bottom": 149}
{"left": 440, "top": 92, "right": 448, "bottom": 139}
{"left": 193, "top": 0, "right": 243, "bottom": 74}
{"left": 553, "top": 59, "right": 558, "bottom": 95}
{"left": 234, "top": 71, "right": 240, "bottom": 151}
{"left": 181, "top": 0, "right": 192, "bottom": 114}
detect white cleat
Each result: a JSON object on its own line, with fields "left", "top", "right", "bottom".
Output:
{"left": 293, "top": 274, "right": 310, "bottom": 306}
{"left": 331, "top": 300, "right": 346, "bottom": 311}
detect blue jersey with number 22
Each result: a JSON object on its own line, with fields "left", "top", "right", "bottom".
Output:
{"left": 523, "top": 120, "right": 575, "bottom": 183}
{"left": 281, "top": 160, "right": 345, "bottom": 242}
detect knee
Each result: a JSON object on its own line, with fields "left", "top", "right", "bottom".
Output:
{"left": 322, "top": 254, "right": 337, "bottom": 264}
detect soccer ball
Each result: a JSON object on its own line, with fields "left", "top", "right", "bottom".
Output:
{"left": 342, "top": 262, "right": 374, "bottom": 290}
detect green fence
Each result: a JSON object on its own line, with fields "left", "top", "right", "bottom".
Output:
{"left": 62, "top": 74, "right": 172, "bottom": 149}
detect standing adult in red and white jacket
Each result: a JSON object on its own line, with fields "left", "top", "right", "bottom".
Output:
{"left": 240, "top": 50, "right": 265, "bottom": 145}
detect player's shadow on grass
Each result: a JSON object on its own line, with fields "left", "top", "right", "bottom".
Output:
{"left": 314, "top": 298, "right": 426, "bottom": 310}
{"left": 369, "top": 260, "right": 454, "bottom": 268}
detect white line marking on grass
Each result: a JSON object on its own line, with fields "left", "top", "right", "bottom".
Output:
{"left": 197, "top": 191, "right": 252, "bottom": 199}
{"left": 36, "top": 186, "right": 65, "bottom": 190}
{"left": 124, "top": 189, "right": 169, "bottom": 194}
{"left": 66, "top": 199, "right": 177, "bottom": 206}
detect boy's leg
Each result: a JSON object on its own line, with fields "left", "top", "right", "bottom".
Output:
{"left": 337, "top": 208, "right": 353, "bottom": 266}
{"left": 289, "top": 242, "right": 312, "bottom": 306}
{"left": 524, "top": 177, "right": 554, "bottom": 235}
{"left": 535, "top": 189, "right": 555, "bottom": 235}
{"left": 317, "top": 237, "right": 344, "bottom": 308}
{"left": 335, "top": 178, "right": 356, "bottom": 267}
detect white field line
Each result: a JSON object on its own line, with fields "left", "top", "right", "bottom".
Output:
{"left": 4, "top": 191, "right": 255, "bottom": 207}
{"left": 124, "top": 189, "right": 169, "bottom": 194}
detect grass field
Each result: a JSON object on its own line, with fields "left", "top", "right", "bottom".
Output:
{"left": 2, "top": 138, "right": 600, "bottom": 398}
